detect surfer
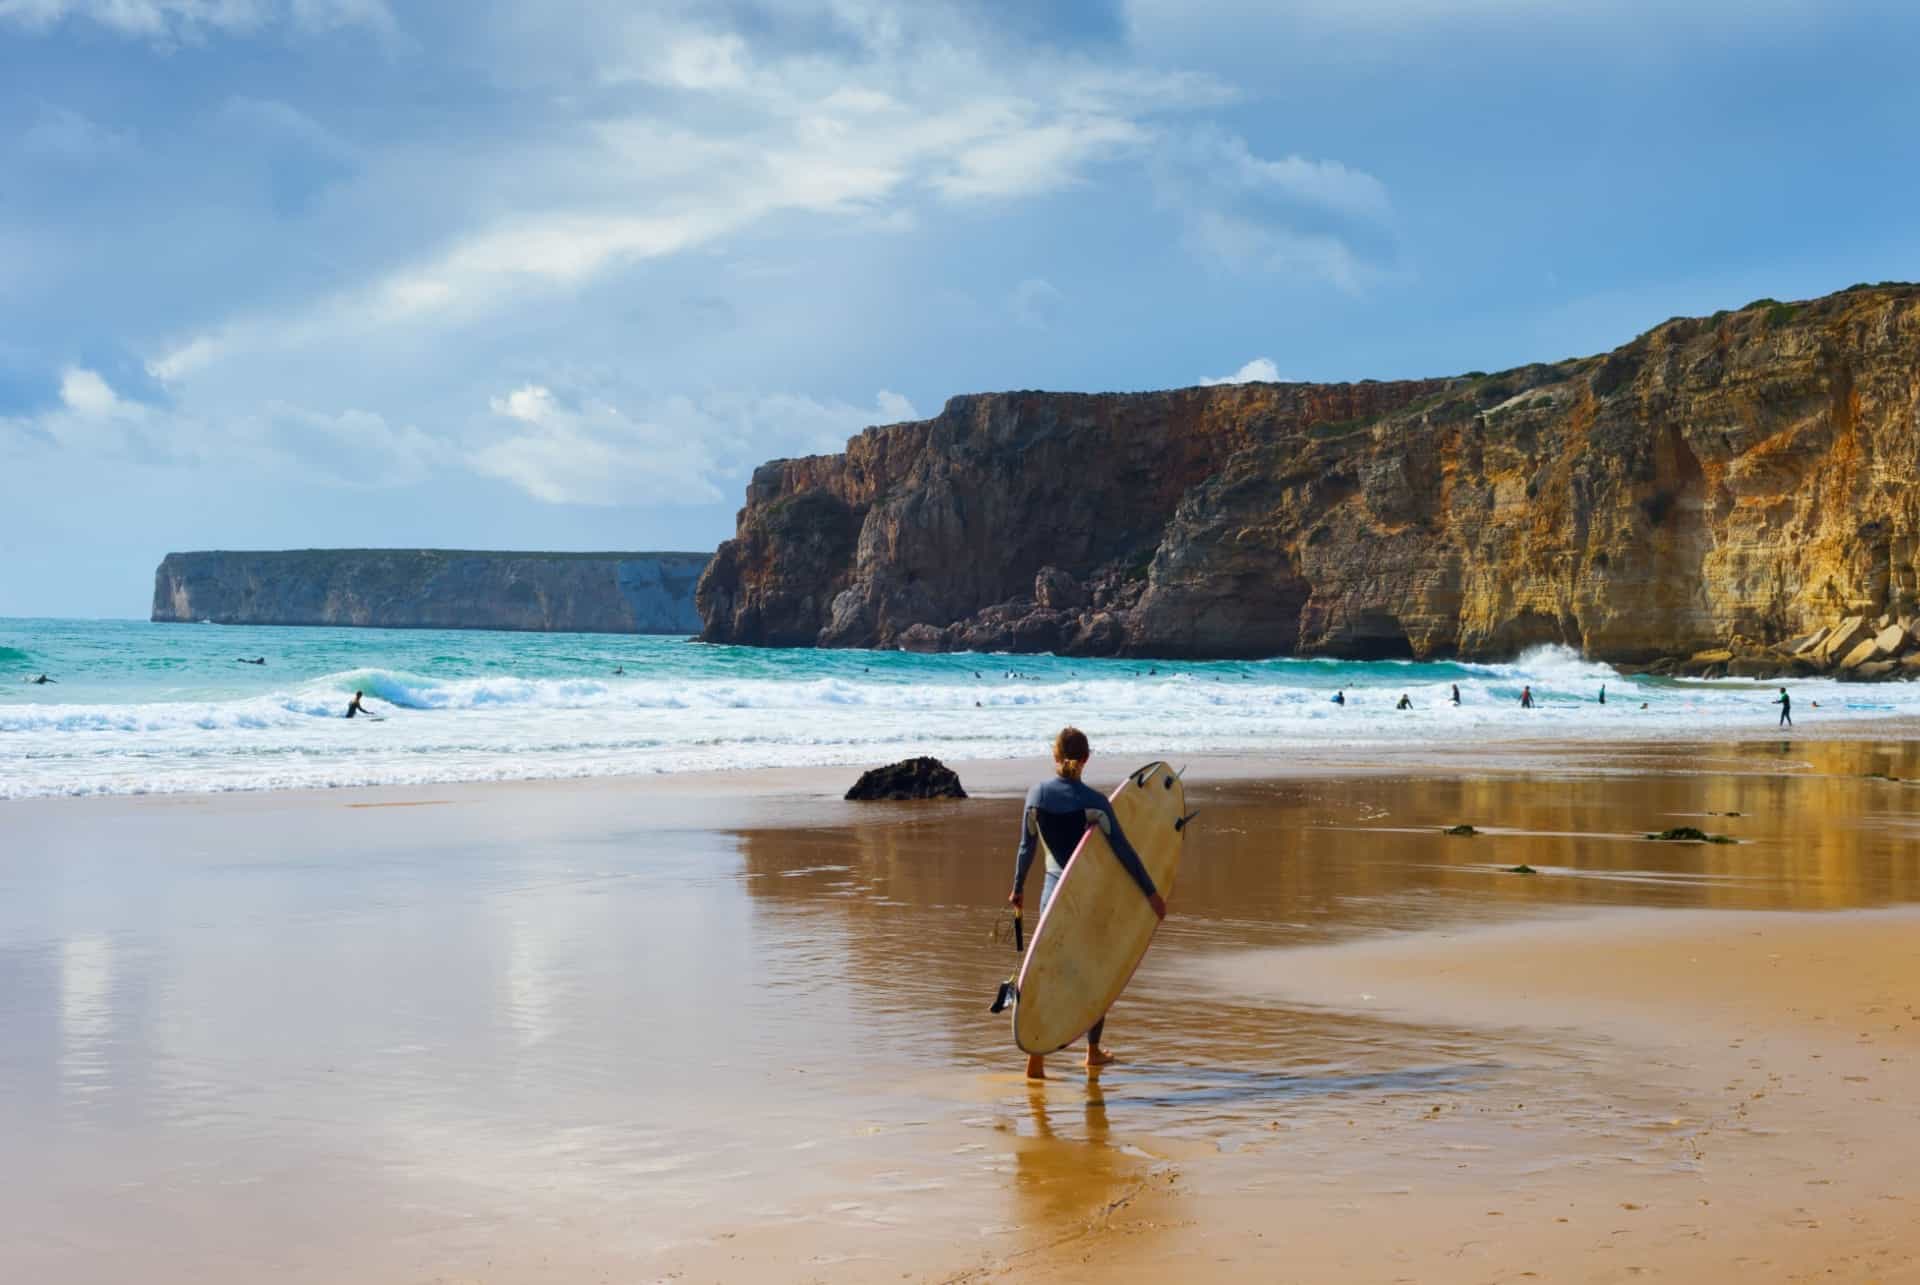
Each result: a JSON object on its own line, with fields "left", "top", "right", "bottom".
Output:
{"left": 1396, "top": 694, "right": 1412, "bottom": 710}
{"left": 1009, "top": 727, "right": 1166, "bottom": 1080}
{"left": 27, "top": 673, "right": 56, "bottom": 684}
{"left": 1598, "top": 684, "right": 1606, "bottom": 705}
{"left": 1775, "top": 687, "right": 1792, "bottom": 727}
{"left": 1451, "top": 683, "right": 1461, "bottom": 705}
{"left": 345, "top": 691, "right": 369, "bottom": 719}
{"left": 1332, "top": 690, "right": 1345, "bottom": 707}
{"left": 237, "top": 656, "right": 265, "bottom": 665}
{"left": 1520, "top": 685, "right": 1534, "bottom": 709}
{"left": 613, "top": 666, "right": 625, "bottom": 675}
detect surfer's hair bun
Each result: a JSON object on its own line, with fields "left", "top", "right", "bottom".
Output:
{"left": 1053, "top": 726, "right": 1090, "bottom": 776}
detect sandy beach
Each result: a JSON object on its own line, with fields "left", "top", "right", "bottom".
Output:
{"left": 4, "top": 735, "right": 1920, "bottom": 1283}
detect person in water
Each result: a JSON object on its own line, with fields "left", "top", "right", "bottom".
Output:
{"left": 1775, "top": 687, "right": 1792, "bottom": 727}
{"left": 27, "top": 673, "right": 56, "bottom": 684}
{"left": 1332, "top": 690, "right": 1346, "bottom": 706}
{"left": 1598, "top": 684, "right": 1606, "bottom": 705}
{"left": 1520, "top": 685, "right": 1534, "bottom": 709}
{"left": 236, "top": 656, "right": 266, "bottom": 665}
{"left": 1009, "top": 726, "right": 1166, "bottom": 1080}
{"left": 345, "top": 691, "right": 369, "bottom": 719}
{"left": 1450, "top": 683, "right": 1461, "bottom": 705}
{"left": 1396, "top": 693, "right": 1412, "bottom": 710}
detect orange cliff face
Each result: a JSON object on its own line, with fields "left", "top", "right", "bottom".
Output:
{"left": 695, "top": 285, "right": 1920, "bottom": 663}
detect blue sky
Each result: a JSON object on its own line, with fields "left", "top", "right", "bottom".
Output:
{"left": 2, "top": 0, "right": 1917, "bottom": 618}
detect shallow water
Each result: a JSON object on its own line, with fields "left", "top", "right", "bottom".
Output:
{"left": 4, "top": 741, "right": 1918, "bottom": 1280}
{"left": 5, "top": 618, "right": 1916, "bottom": 797}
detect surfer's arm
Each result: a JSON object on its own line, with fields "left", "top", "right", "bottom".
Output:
{"left": 1086, "top": 804, "right": 1159, "bottom": 903}
{"left": 1011, "top": 807, "right": 1040, "bottom": 901}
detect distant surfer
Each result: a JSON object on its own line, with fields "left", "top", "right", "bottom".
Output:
{"left": 1775, "top": 687, "right": 1792, "bottom": 727}
{"left": 345, "top": 691, "right": 370, "bottom": 719}
{"left": 1332, "top": 690, "right": 1345, "bottom": 706}
{"left": 613, "top": 666, "right": 625, "bottom": 675}
{"left": 1395, "top": 693, "right": 1412, "bottom": 710}
{"left": 1598, "top": 684, "right": 1606, "bottom": 705}
{"left": 1520, "top": 685, "right": 1535, "bottom": 709}
{"left": 1450, "top": 683, "right": 1461, "bottom": 705}
{"left": 237, "top": 656, "right": 265, "bottom": 665}
{"left": 1009, "top": 727, "right": 1166, "bottom": 1080}
{"left": 26, "top": 673, "right": 56, "bottom": 684}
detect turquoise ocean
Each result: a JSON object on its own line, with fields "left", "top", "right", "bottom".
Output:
{"left": 3, "top": 618, "right": 1915, "bottom": 799}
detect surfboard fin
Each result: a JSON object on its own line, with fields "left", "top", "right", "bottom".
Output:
{"left": 1175, "top": 764, "right": 1189, "bottom": 780}
{"left": 1174, "top": 810, "right": 1201, "bottom": 832}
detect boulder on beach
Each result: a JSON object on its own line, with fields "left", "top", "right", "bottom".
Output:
{"left": 845, "top": 756, "right": 968, "bottom": 801}
{"left": 1874, "top": 624, "right": 1912, "bottom": 657}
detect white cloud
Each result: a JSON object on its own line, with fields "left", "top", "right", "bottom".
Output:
{"left": 470, "top": 384, "right": 917, "bottom": 507}
{"left": 22, "top": 103, "right": 131, "bottom": 160}
{"left": 1206, "top": 134, "right": 1391, "bottom": 222}
{"left": 136, "top": 22, "right": 1230, "bottom": 383}
{"left": 60, "top": 367, "right": 124, "bottom": 417}
{"left": 1010, "top": 277, "right": 1064, "bottom": 330}
{"left": 1153, "top": 130, "right": 1396, "bottom": 291}
{"left": 932, "top": 115, "right": 1149, "bottom": 200}
{"left": 0, "top": 0, "right": 395, "bottom": 40}
{"left": 7, "top": 365, "right": 441, "bottom": 486}
{"left": 1199, "top": 357, "right": 1282, "bottom": 385}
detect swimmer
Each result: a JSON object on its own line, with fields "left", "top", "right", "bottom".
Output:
{"left": 1396, "top": 693, "right": 1412, "bottom": 710}
{"left": 27, "top": 673, "right": 56, "bottom": 684}
{"left": 1331, "top": 690, "right": 1345, "bottom": 706}
{"left": 1520, "top": 685, "right": 1534, "bottom": 709}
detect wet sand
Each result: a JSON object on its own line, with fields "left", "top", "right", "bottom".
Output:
{"left": 3, "top": 737, "right": 1920, "bottom": 1282}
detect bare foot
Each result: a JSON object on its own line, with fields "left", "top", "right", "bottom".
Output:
{"left": 1084, "top": 1046, "right": 1116, "bottom": 1068}
{"left": 1026, "top": 1054, "right": 1046, "bottom": 1080}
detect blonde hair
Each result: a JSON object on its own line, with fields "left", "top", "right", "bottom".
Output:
{"left": 1053, "top": 726, "right": 1090, "bottom": 780}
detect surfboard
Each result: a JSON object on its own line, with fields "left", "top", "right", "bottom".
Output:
{"left": 1011, "top": 761, "right": 1191, "bottom": 1055}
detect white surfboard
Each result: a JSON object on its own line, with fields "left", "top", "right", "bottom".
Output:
{"left": 1011, "top": 761, "right": 1191, "bottom": 1055}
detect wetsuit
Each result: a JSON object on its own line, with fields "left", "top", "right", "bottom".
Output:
{"left": 1778, "top": 692, "right": 1791, "bottom": 727}
{"left": 346, "top": 695, "right": 365, "bottom": 719}
{"left": 1011, "top": 775, "right": 1158, "bottom": 1049}
{"left": 1012, "top": 775, "right": 1158, "bottom": 915}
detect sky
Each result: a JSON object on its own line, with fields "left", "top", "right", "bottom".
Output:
{"left": 2, "top": 0, "right": 1917, "bottom": 618}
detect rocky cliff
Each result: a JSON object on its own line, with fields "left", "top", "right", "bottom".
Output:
{"left": 153, "top": 549, "right": 711, "bottom": 634}
{"left": 698, "top": 284, "right": 1920, "bottom": 665}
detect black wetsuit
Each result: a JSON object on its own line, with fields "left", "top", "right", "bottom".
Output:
{"left": 1011, "top": 775, "right": 1157, "bottom": 1049}
{"left": 1012, "top": 776, "right": 1157, "bottom": 906}
{"left": 346, "top": 695, "right": 365, "bottom": 719}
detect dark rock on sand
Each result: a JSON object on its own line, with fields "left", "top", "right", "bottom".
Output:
{"left": 845, "top": 757, "right": 968, "bottom": 801}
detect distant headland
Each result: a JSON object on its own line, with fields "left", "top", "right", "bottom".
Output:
{"left": 153, "top": 549, "right": 710, "bottom": 634}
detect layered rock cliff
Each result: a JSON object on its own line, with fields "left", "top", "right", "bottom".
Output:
{"left": 153, "top": 550, "right": 710, "bottom": 634}
{"left": 698, "top": 284, "right": 1920, "bottom": 663}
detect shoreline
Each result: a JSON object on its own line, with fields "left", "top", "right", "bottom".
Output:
{"left": 8, "top": 715, "right": 1920, "bottom": 811}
